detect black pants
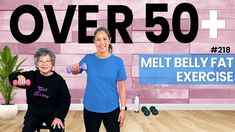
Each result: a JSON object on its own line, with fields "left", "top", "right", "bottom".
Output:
{"left": 22, "top": 105, "right": 64, "bottom": 132}
{"left": 84, "top": 107, "right": 120, "bottom": 132}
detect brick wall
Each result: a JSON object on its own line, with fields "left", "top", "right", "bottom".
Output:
{"left": 1, "top": 0, "right": 235, "bottom": 104}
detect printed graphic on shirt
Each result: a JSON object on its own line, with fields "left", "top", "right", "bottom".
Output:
{"left": 33, "top": 85, "right": 49, "bottom": 99}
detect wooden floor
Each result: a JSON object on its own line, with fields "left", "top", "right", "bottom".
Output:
{"left": 0, "top": 110, "right": 235, "bottom": 132}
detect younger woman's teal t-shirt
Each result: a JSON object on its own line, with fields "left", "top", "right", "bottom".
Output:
{"left": 80, "top": 53, "right": 127, "bottom": 113}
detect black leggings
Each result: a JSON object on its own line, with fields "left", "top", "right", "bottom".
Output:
{"left": 22, "top": 106, "right": 64, "bottom": 132}
{"left": 84, "top": 107, "right": 120, "bottom": 132}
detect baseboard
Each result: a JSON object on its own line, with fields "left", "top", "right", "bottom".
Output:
{"left": 17, "top": 104, "right": 235, "bottom": 110}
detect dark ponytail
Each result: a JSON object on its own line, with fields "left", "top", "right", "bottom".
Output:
{"left": 108, "top": 44, "right": 113, "bottom": 53}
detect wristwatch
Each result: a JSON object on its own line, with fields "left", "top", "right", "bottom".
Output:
{"left": 121, "top": 106, "right": 127, "bottom": 110}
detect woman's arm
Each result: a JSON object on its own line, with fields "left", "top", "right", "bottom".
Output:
{"left": 8, "top": 71, "right": 31, "bottom": 89}
{"left": 54, "top": 80, "right": 71, "bottom": 120}
{"left": 118, "top": 80, "right": 126, "bottom": 127}
{"left": 118, "top": 80, "right": 126, "bottom": 109}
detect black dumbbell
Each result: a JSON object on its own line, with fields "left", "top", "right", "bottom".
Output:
{"left": 141, "top": 106, "right": 150, "bottom": 116}
{"left": 150, "top": 106, "right": 158, "bottom": 115}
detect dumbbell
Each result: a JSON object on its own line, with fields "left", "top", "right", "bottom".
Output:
{"left": 141, "top": 106, "right": 150, "bottom": 116}
{"left": 66, "top": 63, "right": 87, "bottom": 74}
{"left": 13, "top": 79, "right": 31, "bottom": 86}
{"left": 149, "top": 106, "right": 158, "bottom": 115}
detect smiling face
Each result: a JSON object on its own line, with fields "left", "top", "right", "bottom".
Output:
{"left": 37, "top": 55, "right": 53, "bottom": 75}
{"left": 94, "top": 31, "right": 111, "bottom": 54}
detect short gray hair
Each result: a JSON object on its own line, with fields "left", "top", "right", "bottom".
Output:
{"left": 34, "top": 48, "right": 56, "bottom": 66}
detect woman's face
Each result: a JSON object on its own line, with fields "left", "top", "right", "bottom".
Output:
{"left": 94, "top": 31, "right": 111, "bottom": 54}
{"left": 37, "top": 55, "right": 52, "bottom": 75}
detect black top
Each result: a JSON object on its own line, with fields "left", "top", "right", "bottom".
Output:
{"left": 9, "top": 70, "right": 71, "bottom": 120}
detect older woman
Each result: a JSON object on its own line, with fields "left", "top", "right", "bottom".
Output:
{"left": 9, "top": 48, "right": 71, "bottom": 132}
{"left": 71, "top": 27, "right": 127, "bottom": 132}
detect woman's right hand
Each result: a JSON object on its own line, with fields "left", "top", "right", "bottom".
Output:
{"left": 71, "top": 64, "right": 80, "bottom": 75}
{"left": 17, "top": 75, "right": 26, "bottom": 86}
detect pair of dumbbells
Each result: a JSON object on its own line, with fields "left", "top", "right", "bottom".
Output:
{"left": 66, "top": 63, "right": 87, "bottom": 74}
{"left": 141, "top": 106, "right": 158, "bottom": 116}
{"left": 12, "top": 63, "right": 87, "bottom": 86}
{"left": 13, "top": 79, "right": 31, "bottom": 86}
{"left": 13, "top": 63, "right": 87, "bottom": 86}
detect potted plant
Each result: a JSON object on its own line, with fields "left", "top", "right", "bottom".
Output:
{"left": 0, "top": 46, "right": 26, "bottom": 120}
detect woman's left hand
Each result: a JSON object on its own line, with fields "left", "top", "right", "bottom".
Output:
{"left": 118, "top": 110, "right": 125, "bottom": 127}
{"left": 51, "top": 117, "right": 64, "bottom": 129}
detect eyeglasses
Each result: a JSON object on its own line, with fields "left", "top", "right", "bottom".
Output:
{"left": 38, "top": 60, "right": 52, "bottom": 65}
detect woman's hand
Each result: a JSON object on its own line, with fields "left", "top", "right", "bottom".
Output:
{"left": 71, "top": 64, "right": 80, "bottom": 75}
{"left": 51, "top": 117, "right": 64, "bottom": 129}
{"left": 118, "top": 110, "right": 125, "bottom": 127}
{"left": 16, "top": 75, "right": 26, "bottom": 86}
